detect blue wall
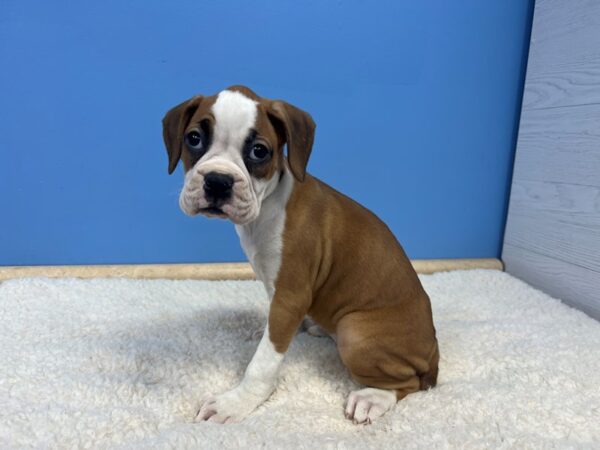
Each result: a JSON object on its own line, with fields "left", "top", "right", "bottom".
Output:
{"left": 0, "top": 0, "right": 533, "bottom": 265}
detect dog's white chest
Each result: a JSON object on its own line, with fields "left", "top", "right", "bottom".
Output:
{"left": 237, "top": 223, "right": 282, "bottom": 296}
{"left": 235, "top": 173, "right": 293, "bottom": 297}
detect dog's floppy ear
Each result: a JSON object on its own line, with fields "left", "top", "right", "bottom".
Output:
{"left": 162, "top": 95, "right": 203, "bottom": 174}
{"left": 268, "top": 100, "right": 316, "bottom": 182}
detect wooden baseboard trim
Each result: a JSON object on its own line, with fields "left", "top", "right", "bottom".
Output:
{"left": 0, "top": 259, "right": 503, "bottom": 281}
{"left": 412, "top": 258, "right": 503, "bottom": 274}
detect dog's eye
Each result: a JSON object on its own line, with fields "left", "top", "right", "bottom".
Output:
{"left": 248, "top": 144, "right": 270, "bottom": 162}
{"left": 185, "top": 131, "right": 203, "bottom": 150}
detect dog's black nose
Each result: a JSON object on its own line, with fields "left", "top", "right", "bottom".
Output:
{"left": 204, "top": 172, "right": 234, "bottom": 201}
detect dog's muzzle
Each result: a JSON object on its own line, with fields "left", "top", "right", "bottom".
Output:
{"left": 204, "top": 172, "right": 234, "bottom": 203}
{"left": 180, "top": 160, "right": 260, "bottom": 224}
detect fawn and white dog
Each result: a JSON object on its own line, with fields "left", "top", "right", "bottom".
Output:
{"left": 162, "top": 85, "right": 439, "bottom": 424}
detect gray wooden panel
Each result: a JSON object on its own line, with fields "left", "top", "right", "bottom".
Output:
{"left": 502, "top": 0, "right": 600, "bottom": 320}
{"left": 503, "top": 244, "right": 600, "bottom": 319}
{"left": 512, "top": 103, "right": 600, "bottom": 186}
{"left": 504, "top": 181, "right": 600, "bottom": 272}
{"left": 522, "top": 59, "right": 600, "bottom": 110}
{"left": 522, "top": 0, "right": 600, "bottom": 110}
{"left": 509, "top": 180, "right": 600, "bottom": 215}
{"left": 525, "top": 0, "right": 600, "bottom": 74}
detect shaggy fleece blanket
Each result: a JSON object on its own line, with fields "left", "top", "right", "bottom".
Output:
{"left": 0, "top": 270, "right": 599, "bottom": 449}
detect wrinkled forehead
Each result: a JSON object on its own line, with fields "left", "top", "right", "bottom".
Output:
{"left": 187, "top": 88, "right": 279, "bottom": 150}
{"left": 187, "top": 89, "right": 258, "bottom": 132}
{"left": 210, "top": 90, "right": 258, "bottom": 144}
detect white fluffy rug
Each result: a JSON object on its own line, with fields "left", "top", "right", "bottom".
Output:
{"left": 1, "top": 270, "right": 599, "bottom": 449}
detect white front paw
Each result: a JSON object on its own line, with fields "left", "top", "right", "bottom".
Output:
{"left": 195, "top": 387, "right": 266, "bottom": 424}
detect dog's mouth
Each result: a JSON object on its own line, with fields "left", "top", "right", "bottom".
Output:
{"left": 200, "top": 206, "right": 227, "bottom": 217}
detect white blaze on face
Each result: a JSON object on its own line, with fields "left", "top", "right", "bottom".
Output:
{"left": 179, "top": 90, "right": 278, "bottom": 224}
{"left": 211, "top": 90, "right": 257, "bottom": 153}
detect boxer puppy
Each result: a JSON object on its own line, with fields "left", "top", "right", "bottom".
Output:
{"left": 162, "top": 86, "right": 439, "bottom": 425}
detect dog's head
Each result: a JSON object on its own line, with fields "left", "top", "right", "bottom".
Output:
{"left": 162, "top": 86, "right": 315, "bottom": 224}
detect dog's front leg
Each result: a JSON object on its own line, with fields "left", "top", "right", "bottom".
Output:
{"left": 195, "top": 294, "right": 306, "bottom": 424}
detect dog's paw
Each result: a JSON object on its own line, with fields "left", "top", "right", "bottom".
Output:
{"left": 345, "top": 388, "right": 396, "bottom": 424}
{"left": 195, "top": 387, "right": 265, "bottom": 424}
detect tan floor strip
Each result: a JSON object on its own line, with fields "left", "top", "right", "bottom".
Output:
{"left": 0, "top": 259, "right": 502, "bottom": 281}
